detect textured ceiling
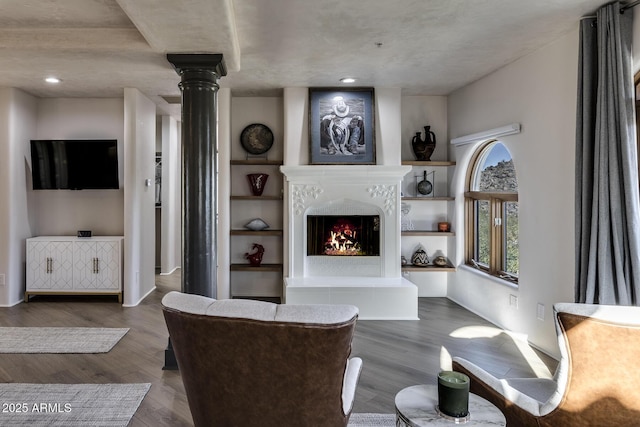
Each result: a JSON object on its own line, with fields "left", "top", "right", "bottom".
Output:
{"left": 0, "top": 0, "right": 608, "bottom": 118}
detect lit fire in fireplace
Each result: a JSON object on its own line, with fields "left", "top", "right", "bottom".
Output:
{"left": 326, "top": 221, "right": 360, "bottom": 255}
{"left": 307, "top": 215, "right": 380, "bottom": 256}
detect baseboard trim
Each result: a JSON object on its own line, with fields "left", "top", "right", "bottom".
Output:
{"left": 122, "top": 286, "right": 157, "bottom": 307}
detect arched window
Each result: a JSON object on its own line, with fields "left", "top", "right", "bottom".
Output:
{"left": 465, "top": 141, "right": 519, "bottom": 283}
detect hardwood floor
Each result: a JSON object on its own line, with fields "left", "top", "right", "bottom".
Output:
{"left": 0, "top": 271, "right": 557, "bottom": 425}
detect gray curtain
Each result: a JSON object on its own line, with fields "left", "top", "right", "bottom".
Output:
{"left": 576, "top": 2, "right": 640, "bottom": 305}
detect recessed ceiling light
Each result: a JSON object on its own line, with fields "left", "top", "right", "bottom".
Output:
{"left": 45, "top": 77, "right": 61, "bottom": 84}
{"left": 340, "top": 77, "right": 356, "bottom": 84}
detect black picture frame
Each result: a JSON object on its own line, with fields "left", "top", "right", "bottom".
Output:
{"left": 308, "top": 87, "right": 375, "bottom": 165}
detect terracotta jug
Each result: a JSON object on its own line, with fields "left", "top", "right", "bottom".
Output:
{"left": 411, "top": 126, "right": 436, "bottom": 161}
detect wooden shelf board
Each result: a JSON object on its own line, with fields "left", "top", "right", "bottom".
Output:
{"left": 231, "top": 159, "right": 283, "bottom": 165}
{"left": 402, "top": 196, "right": 455, "bottom": 201}
{"left": 402, "top": 160, "right": 456, "bottom": 166}
{"left": 402, "top": 264, "right": 456, "bottom": 272}
{"left": 231, "top": 195, "right": 283, "bottom": 200}
{"left": 230, "top": 229, "right": 283, "bottom": 236}
{"left": 401, "top": 230, "right": 455, "bottom": 236}
{"left": 230, "top": 263, "right": 283, "bottom": 272}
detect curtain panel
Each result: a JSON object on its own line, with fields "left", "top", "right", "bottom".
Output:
{"left": 575, "top": 1, "right": 640, "bottom": 305}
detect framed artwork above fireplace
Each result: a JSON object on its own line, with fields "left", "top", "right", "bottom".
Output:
{"left": 308, "top": 87, "right": 376, "bottom": 165}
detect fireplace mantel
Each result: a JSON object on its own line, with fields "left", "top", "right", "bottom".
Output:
{"left": 280, "top": 165, "right": 413, "bottom": 181}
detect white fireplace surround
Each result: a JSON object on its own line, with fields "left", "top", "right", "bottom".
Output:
{"left": 281, "top": 165, "right": 411, "bottom": 278}
{"left": 280, "top": 165, "right": 419, "bottom": 320}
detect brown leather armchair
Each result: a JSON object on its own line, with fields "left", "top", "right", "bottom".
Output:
{"left": 162, "top": 291, "right": 362, "bottom": 427}
{"left": 453, "top": 302, "right": 640, "bottom": 426}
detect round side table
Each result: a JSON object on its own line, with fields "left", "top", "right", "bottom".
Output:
{"left": 395, "top": 384, "right": 505, "bottom": 426}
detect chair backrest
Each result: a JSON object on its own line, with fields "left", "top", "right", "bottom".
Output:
{"left": 162, "top": 291, "right": 359, "bottom": 427}
{"left": 542, "top": 303, "right": 640, "bottom": 426}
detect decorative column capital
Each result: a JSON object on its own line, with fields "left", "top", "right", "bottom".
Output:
{"left": 167, "top": 53, "right": 227, "bottom": 78}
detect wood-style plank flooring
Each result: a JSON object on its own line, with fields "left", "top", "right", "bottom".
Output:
{"left": 0, "top": 271, "right": 557, "bottom": 425}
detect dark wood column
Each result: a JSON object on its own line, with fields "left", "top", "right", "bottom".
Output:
{"left": 164, "top": 53, "right": 226, "bottom": 370}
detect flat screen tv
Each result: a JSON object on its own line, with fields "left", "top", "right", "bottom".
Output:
{"left": 30, "top": 139, "right": 120, "bottom": 190}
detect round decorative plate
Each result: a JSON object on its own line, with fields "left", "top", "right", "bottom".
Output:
{"left": 240, "top": 123, "right": 274, "bottom": 155}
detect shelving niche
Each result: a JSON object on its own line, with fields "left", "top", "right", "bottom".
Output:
{"left": 400, "top": 160, "right": 456, "bottom": 296}
{"left": 229, "top": 159, "right": 283, "bottom": 300}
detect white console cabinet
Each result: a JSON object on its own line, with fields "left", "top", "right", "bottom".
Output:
{"left": 25, "top": 236, "right": 124, "bottom": 303}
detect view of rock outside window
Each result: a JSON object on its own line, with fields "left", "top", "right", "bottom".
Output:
{"left": 472, "top": 142, "right": 519, "bottom": 277}
{"left": 504, "top": 201, "right": 519, "bottom": 276}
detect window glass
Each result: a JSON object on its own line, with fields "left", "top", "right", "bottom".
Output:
{"left": 471, "top": 142, "right": 518, "bottom": 192}
{"left": 466, "top": 141, "right": 519, "bottom": 283}
{"left": 504, "top": 201, "right": 519, "bottom": 276}
{"left": 475, "top": 200, "right": 490, "bottom": 267}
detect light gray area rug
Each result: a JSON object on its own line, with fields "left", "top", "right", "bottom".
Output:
{"left": 0, "top": 383, "right": 150, "bottom": 426}
{"left": 348, "top": 413, "right": 396, "bottom": 426}
{"left": 0, "top": 327, "right": 129, "bottom": 353}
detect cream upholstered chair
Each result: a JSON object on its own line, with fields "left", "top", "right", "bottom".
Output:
{"left": 452, "top": 303, "right": 640, "bottom": 427}
{"left": 162, "top": 291, "right": 363, "bottom": 427}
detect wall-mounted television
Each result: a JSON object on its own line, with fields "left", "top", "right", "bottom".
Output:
{"left": 30, "top": 139, "right": 119, "bottom": 190}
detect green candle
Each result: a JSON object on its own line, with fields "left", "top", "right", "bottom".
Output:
{"left": 437, "top": 370, "right": 470, "bottom": 418}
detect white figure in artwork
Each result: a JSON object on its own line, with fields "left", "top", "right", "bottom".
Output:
{"left": 320, "top": 97, "right": 365, "bottom": 156}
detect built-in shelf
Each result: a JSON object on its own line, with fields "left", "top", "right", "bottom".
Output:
{"left": 230, "top": 229, "right": 283, "bottom": 236}
{"left": 230, "top": 159, "right": 283, "bottom": 166}
{"left": 230, "top": 263, "right": 283, "bottom": 272}
{"left": 230, "top": 195, "right": 283, "bottom": 200}
{"left": 401, "top": 230, "right": 455, "bottom": 237}
{"left": 402, "top": 264, "right": 456, "bottom": 272}
{"left": 401, "top": 160, "right": 456, "bottom": 166}
{"left": 402, "top": 196, "right": 455, "bottom": 201}
{"left": 230, "top": 156, "right": 283, "bottom": 300}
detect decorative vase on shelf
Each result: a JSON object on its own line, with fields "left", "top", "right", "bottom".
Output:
{"left": 247, "top": 173, "right": 269, "bottom": 196}
{"left": 244, "top": 243, "right": 265, "bottom": 267}
{"left": 411, "top": 244, "right": 430, "bottom": 267}
{"left": 411, "top": 125, "right": 436, "bottom": 161}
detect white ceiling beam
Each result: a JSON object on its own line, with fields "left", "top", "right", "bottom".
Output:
{"left": 116, "top": 0, "right": 241, "bottom": 71}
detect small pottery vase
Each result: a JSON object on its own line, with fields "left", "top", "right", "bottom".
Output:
{"left": 247, "top": 173, "right": 269, "bottom": 196}
{"left": 411, "top": 125, "right": 436, "bottom": 161}
{"left": 438, "top": 222, "right": 450, "bottom": 232}
{"left": 433, "top": 256, "right": 448, "bottom": 267}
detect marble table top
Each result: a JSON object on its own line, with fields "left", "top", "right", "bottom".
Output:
{"left": 395, "top": 384, "right": 505, "bottom": 426}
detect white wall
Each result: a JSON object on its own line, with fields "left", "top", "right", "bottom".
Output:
{"left": 0, "top": 88, "right": 37, "bottom": 306}
{"left": 32, "top": 98, "right": 125, "bottom": 236}
{"left": 123, "top": 88, "right": 157, "bottom": 306}
{"left": 401, "top": 96, "right": 448, "bottom": 162}
{"left": 160, "top": 115, "right": 181, "bottom": 275}
{"left": 447, "top": 29, "right": 580, "bottom": 356}
{"left": 217, "top": 88, "right": 231, "bottom": 298}
{"left": 375, "top": 88, "right": 403, "bottom": 165}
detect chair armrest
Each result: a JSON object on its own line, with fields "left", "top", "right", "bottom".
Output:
{"left": 453, "top": 356, "right": 547, "bottom": 416}
{"left": 342, "top": 357, "right": 363, "bottom": 416}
